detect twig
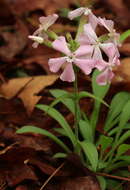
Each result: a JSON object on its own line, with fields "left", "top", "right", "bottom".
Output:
{"left": 96, "top": 172, "right": 130, "bottom": 182}
{"left": 39, "top": 162, "right": 65, "bottom": 190}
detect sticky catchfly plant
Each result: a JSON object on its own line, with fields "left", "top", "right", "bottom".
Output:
{"left": 17, "top": 3, "right": 130, "bottom": 190}
{"left": 68, "top": 7, "right": 98, "bottom": 29}
{"left": 48, "top": 36, "right": 95, "bottom": 82}
{"left": 29, "top": 14, "right": 58, "bottom": 48}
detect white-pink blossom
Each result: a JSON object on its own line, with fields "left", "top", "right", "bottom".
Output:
{"left": 81, "top": 23, "right": 120, "bottom": 60}
{"left": 29, "top": 14, "right": 58, "bottom": 48}
{"left": 68, "top": 7, "right": 98, "bottom": 29}
{"left": 95, "top": 55, "right": 120, "bottom": 85}
{"left": 98, "top": 17, "right": 120, "bottom": 46}
{"left": 48, "top": 36, "right": 95, "bottom": 82}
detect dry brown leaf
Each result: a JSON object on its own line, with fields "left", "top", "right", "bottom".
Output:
{"left": 120, "top": 43, "right": 130, "bottom": 56}
{"left": 113, "top": 58, "right": 130, "bottom": 83}
{"left": 104, "top": 0, "right": 130, "bottom": 28}
{"left": 5, "top": 0, "right": 76, "bottom": 15}
{"left": 0, "top": 75, "right": 58, "bottom": 114}
{"left": 60, "top": 176, "right": 100, "bottom": 190}
{"left": 0, "top": 19, "right": 28, "bottom": 60}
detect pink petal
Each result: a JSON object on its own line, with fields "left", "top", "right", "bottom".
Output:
{"left": 32, "top": 42, "right": 39, "bottom": 48}
{"left": 93, "top": 46, "right": 103, "bottom": 60}
{"left": 89, "top": 13, "right": 98, "bottom": 30}
{"left": 48, "top": 57, "right": 66, "bottom": 72}
{"left": 95, "top": 60, "right": 107, "bottom": 71}
{"left": 52, "top": 36, "right": 71, "bottom": 56}
{"left": 96, "top": 68, "right": 114, "bottom": 85}
{"left": 110, "top": 56, "right": 120, "bottom": 66}
{"left": 77, "top": 33, "right": 91, "bottom": 45}
{"left": 74, "top": 58, "right": 95, "bottom": 75}
{"left": 75, "top": 45, "right": 93, "bottom": 58}
{"left": 84, "top": 23, "right": 98, "bottom": 44}
{"left": 100, "top": 43, "right": 119, "bottom": 58}
{"left": 68, "top": 7, "right": 86, "bottom": 20}
{"left": 98, "top": 17, "right": 114, "bottom": 32}
{"left": 39, "top": 14, "right": 58, "bottom": 31}
{"left": 60, "top": 63, "right": 75, "bottom": 82}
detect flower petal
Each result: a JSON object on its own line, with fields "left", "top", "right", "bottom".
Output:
{"left": 48, "top": 57, "right": 66, "bottom": 72}
{"left": 77, "top": 33, "right": 91, "bottom": 45}
{"left": 74, "top": 58, "right": 95, "bottom": 75}
{"left": 32, "top": 42, "right": 39, "bottom": 48}
{"left": 68, "top": 7, "right": 86, "bottom": 20}
{"left": 98, "top": 17, "right": 114, "bottom": 32}
{"left": 28, "top": 35, "right": 44, "bottom": 43}
{"left": 100, "top": 43, "right": 119, "bottom": 58}
{"left": 60, "top": 63, "right": 75, "bottom": 82}
{"left": 39, "top": 14, "right": 58, "bottom": 31}
{"left": 84, "top": 23, "right": 98, "bottom": 44}
{"left": 93, "top": 46, "right": 103, "bottom": 60}
{"left": 52, "top": 36, "right": 71, "bottom": 55}
{"left": 75, "top": 45, "right": 93, "bottom": 58}
{"left": 95, "top": 60, "right": 107, "bottom": 71}
{"left": 89, "top": 13, "right": 98, "bottom": 30}
{"left": 96, "top": 68, "right": 114, "bottom": 85}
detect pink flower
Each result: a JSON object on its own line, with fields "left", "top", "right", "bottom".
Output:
{"left": 48, "top": 36, "right": 95, "bottom": 82}
{"left": 95, "top": 55, "right": 120, "bottom": 85}
{"left": 29, "top": 14, "right": 58, "bottom": 48}
{"left": 68, "top": 7, "right": 98, "bottom": 29}
{"left": 81, "top": 23, "right": 119, "bottom": 60}
{"left": 98, "top": 17, "right": 120, "bottom": 46}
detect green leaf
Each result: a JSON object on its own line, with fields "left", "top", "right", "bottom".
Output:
{"left": 106, "top": 179, "right": 123, "bottom": 190}
{"left": 120, "top": 29, "right": 130, "bottom": 42}
{"left": 117, "top": 155, "right": 130, "bottom": 164}
{"left": 104, "top": 92, "right": 130, "bottom": 132}
{"left": 50, "top": 89, "right": 75, "bottom": 114}
{"left": 118, "top": 130, "right": 130, "bottom": 145}
{"left": 91, "top": 70, "right": 110, "bottom": 132}
{"left": 79, "top": 120, "right": 93, "bottom": 143}
{"left": 115, "top": 170, "right": 130, "bottom": 178}
{"left": 116, "top": 100, "right": 130, "bottom": 140}
{"left": 49, "top": 93, "right": 74, "bottom": 111}
{"left": 116, "top": 144, "right": 130, "bottom": 157}
{"left": 97, "top": 176, "right": 106, "bottom": 190}
{"left": 78, "top": 91, "right": 109, "bottom": 107}
{"left": 54, "top": 128, "right": 67, "bottom": 136}
{"left": 53, "top": 152, "right": 67, "bottom": 159}
{"left": 92, "top": 70, "right": 110, "bottom": 100}
{"left": 108, "top": 123, "right": 130, "bottom": 136}
{"left": 105, "top": 161, "right": 129, "bottom": 172}
{"left": 97, "top": 135, "right": 113, "bottom": 152}
{"left": 36, "top": 104, "right": 77, "bottom": 147}
{"left": 16, "top": 126, "right": 71, "bottom": 153}
{"left": 80, "top": 141, "right": 98, "bottom": 171}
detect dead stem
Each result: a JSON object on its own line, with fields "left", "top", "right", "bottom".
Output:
{"left": 39, "top": 162, "right": 65, "bottom": 190}
{"left": 96, "top": 172, "right": 130, "bottom": 182}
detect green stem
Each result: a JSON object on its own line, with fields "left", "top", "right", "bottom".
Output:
{"left": 75, "top": 15, "right": 87, "bottom": 41}
{"left": 90, "top": 102, "right": 100, "bottom": 139}
{"left": 74, "top": 68, "right": 79, "bottom": 138}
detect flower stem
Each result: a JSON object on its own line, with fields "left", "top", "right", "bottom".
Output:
{"left": 75, "top": 15, "right": 87, "bottom": 41}
{"left": 73, "top": 67, "right": 80, "bottom": 139}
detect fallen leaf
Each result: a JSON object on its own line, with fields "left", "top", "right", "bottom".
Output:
{"left": 0, "top": 19, "right": 28, "bottom": 60}
{"left": 104, "top": 0, "right": 130, "bottom": 28}
{"left": 5, "top": 0, "right": 76, "bottom": 15}
{"left": 120, "top": 43, "right": 130, "bottom": 56}
{"left": 0, "top": 75, "right": 58, "bottom": 114}
{"left": 113, "top": 58, "right": 130, "bottom": 83}
{"left": 60, "top": 176, "right": 100, "bottom": 190}
{"left": 6, "top": 164, "right": 37, "bottom": 186}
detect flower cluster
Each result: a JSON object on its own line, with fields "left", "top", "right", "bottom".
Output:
{"left": 29, "top": 7, "right": 121, "bottom": 85}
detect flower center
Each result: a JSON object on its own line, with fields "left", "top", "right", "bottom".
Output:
{"left": 84, "top": 8, "right": 91, "bottom": 16}
{"left": 66, "top": 54, "right": 75, "bottom": 63}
